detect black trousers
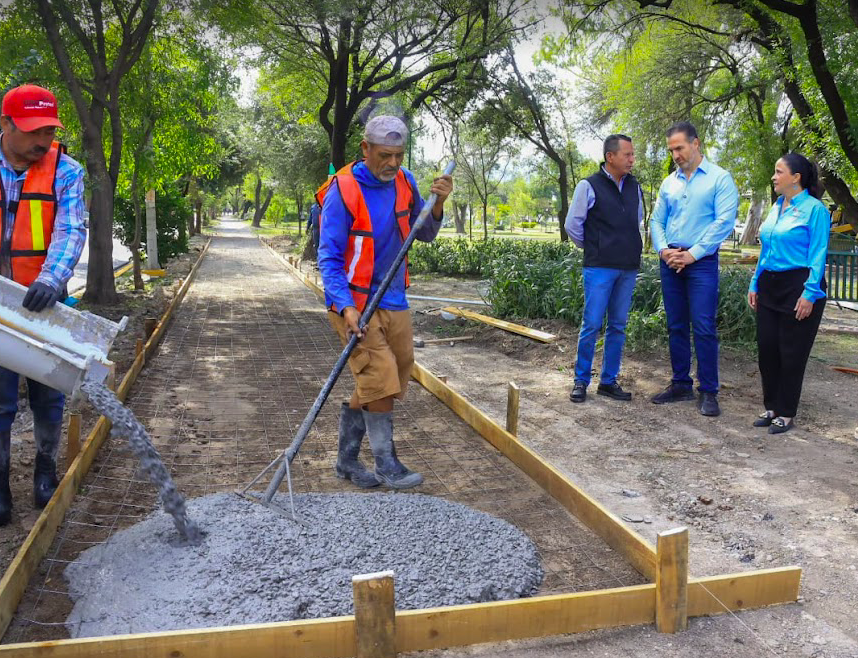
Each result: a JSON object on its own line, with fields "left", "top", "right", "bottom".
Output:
{"left": 756, "top": 268, "right": 825, "bottom": 418}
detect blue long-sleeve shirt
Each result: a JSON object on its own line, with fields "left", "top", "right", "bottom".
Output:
{"left": 650, "top": 157, "right": 738, "bottom": 261}
{"left": 564, "top": 167, "right": 644, "bottom": 248}
{"left": 318, "top": 161, "right": 441, "bottom": 312}
{"left": 0, "top": 135, "right": 86, "bottom": 289}
{"left": 749, "top": 190, "right": 830, "bottom": 302}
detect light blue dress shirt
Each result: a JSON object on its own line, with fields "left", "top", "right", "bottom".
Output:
{"left": 650, "top": 157, "right": 739, "bottom": 261}
{"left": 749, "top": 190, "right": 830, "bottom": 302}
{"left": 564, "top": 167, "right": 644, "bottom": 249}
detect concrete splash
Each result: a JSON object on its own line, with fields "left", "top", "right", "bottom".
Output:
{"left": 81, "top": 381, "right": 201, "bottom": 544}
{"left": 64, "top": 492, "right": 543, "bottom": 637}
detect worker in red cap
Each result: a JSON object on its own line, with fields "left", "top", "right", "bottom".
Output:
{"left": 0, "top": 84, "right": 86, "bottom": 526}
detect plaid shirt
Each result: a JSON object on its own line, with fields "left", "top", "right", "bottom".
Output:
{"left": 0, "top": 134, "right": 86, "bottom": 290}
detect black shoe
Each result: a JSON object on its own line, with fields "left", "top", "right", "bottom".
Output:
{"left": 597, "top": 383, "right": 632, "bottom": 401}
{"left": 753, "top": 411, "right": 775, "bottom": 427}
{"left": 33, "top": 452, "right": 59, "bottom": 509}
{"left": 569, "top": 382, "right": 587, "bottom": 403}
{"left": 651, "top": 383, "right": 695, "bottom": 404}
{"left": 698, "top": 392, "right": 721, "bottom": 417}
{"left": 769, "top": 417, "right": 794, "bottom": 434}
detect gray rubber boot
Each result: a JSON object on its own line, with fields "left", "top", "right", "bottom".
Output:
{"left": 362, "top": 410, "right": 423, "bottom": 489}
{"left": 0, "top": 430, "right": 11, "bottom": 526}
{"left": 33, "top": 421, "right": 61, "bottom": 509}
{"left": 335, "top": 403, "right": 379, "bottom": 488}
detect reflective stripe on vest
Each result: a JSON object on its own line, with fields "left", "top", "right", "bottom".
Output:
{"left": 321, "top": 162, "right": 414, "bottom": 312}
{"left": 4, "top": 141, "right": 63, "bottom": 287}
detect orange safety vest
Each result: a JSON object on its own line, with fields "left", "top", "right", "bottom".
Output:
{"left": 0, "top": 141, "right": 64, "bottom": 287}
{"left": 316, "top": 162, "right": 415, "bottom": 312}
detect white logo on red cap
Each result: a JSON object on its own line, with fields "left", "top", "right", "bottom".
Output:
{"left": 22, "top": 100, "right": 56, "bottom": 110}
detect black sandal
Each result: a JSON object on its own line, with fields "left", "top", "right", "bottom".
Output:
{"left": 768, "top": 417, "right": 794, "bottom": 434}
{"left": 753, "top": 411, "right": 775, "bottom": 427}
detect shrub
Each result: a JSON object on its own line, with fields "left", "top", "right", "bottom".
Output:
{"left": 518, "top": 221, "right": 538, "bottom": 229}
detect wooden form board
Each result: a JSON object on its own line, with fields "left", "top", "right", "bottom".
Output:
{"left": 440, "top": 306, "right": 557, "bottom": 343}
{"left": 411, "top": 362, "right": 658, "bottom": 580}
{"left": 0, "top": 239, "right": 211, "bottom": 644}
{"left": 0, "top": 567, "right": 800, "bottom": 657}
{"left": 261, "top": 240, "right": 325, "bottom": 300}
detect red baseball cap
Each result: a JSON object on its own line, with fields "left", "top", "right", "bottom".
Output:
{"left": 1, "top": 85, "right": 64, "bottom": 132}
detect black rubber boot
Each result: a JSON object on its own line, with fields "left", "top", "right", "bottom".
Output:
{"left": 0, "top": 430, "right": 12, "bottom": 526}
{"left": 335, "top": 403, "right": 379, "bottom": 489}
{"left": 363, "top": 410, "right": 423, "bottom": 489}
{"left": 33, "top": 421, "right": 61, "bottom": 509}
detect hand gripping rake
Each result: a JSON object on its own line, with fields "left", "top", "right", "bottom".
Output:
{"left": 238, "top": 160, "right": 455, "bottom": 522}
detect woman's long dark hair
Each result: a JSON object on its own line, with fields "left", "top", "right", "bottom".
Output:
{"left": 780, "top": 152, "right": 823, "bottom": 199}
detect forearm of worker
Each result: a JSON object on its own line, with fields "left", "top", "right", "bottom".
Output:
{"left": 649, "top": 189, "right": 668, "bottom": 254}
{"left": 801, "top": 205, "right": 831, "bottom": 302}
{"left": 412, "top": 194, "right": 443, "bottom": 242}
{"left": 37, "top": 171, "right": 86, "bottom": 289}
{"left": 564, "top": 180, "right": 593, "bottom": 249}
{"left": 318, "top": 190, "right": 356, "bottom": 312}
{"left": 686, "top": 175, "right": 739, "bottom": 262}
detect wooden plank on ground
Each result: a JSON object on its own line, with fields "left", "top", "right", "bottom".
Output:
{"left": 656, "top": 527, "right": 689, "bottom": 633}
{"left": 353, "top": 571, "right": 395, "bottom": 658}
{"left": 0, "top": 239, "right": 212, "bottom": 643}
{"left": 440, "top": 306, "right": 557, "bottom": 343}
{"left": 411, "top": 362, "right": 658, "bottom": 581}
{"left": 688, "top": 567, "right": 801, "bottom": 616}
{"left": 0, "top": 568, "right": 800, "bottom": 656}
{"left": 261, "top": 240, "right": 325, "bottom": 300}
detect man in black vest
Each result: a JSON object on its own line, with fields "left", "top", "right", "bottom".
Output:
{"left": 565, "top": 134, "right": 643, "bottom": 403}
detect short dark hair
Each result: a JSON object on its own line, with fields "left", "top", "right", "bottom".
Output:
{"left": 666, "top": 121, "right": 698, "bottom": 141}
{"left": 780, "top": 152, "right": 823, "bottom": 199}
{"left": 604, "top": 134, "right": 632, "bottom": 158}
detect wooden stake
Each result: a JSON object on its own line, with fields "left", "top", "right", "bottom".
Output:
{"left": 353, "top": 571, "right": 396, "bottom": 658}
{"left": 143, "top": 317, "right": 158, "bottom": 339}
{"left": 105, "top": 364, "right": 116, "bottom": 392}
{"left": 506, "top": 381, "right": 519, "bottom": 436}
{"left": 65, "top": 413, "right": 81, "bottom": 469}
{"left": 135, "top": 338, "right": 145, "bottom": 360}
{"left": 656, "top": 527, "right": 689, "bottom": 633}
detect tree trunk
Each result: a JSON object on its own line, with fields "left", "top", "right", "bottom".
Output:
{"left": 557, "top": 159, "right": 569, "bottom": 241}
{"left": 240, "top": 200, "right": 252, "bottom": 219}
{"left": 453, "top": 202, "right": 467, "bottom": 233}
{"left": 252, "top": 189, "right": 274, "bottom": 228}
{"left": 194, "top": 201, "right": 202, "bottom": 235}
{"left": 83, "top": 164, "right": 119, "bottom": 304}
{"left": 482, "top": 201, "right": 489, "bottom": 241}
{"left": 130, "top": 161, "right": 144, "bottom": 291}
{"left": 740, "top": 193, "right": 767, "bottom": 245}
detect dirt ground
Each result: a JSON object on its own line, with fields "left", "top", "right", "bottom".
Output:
{"left": 279, "top": 243, "right": 858, "bottom": 657}
{"left": 0, "top": 235, "right": 208, "bottom": 575}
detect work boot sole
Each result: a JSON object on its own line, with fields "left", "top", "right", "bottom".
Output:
{"left": 651, "top": 391, "right": 695, "bottom": 404}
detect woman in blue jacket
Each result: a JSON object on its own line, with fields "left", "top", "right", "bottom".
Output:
{"left": 747, "top": 153, "right": 829, "bottom": 434}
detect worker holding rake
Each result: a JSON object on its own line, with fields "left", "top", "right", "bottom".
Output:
{"left": 318, "top": 115, "right": 452, "bottom": 489}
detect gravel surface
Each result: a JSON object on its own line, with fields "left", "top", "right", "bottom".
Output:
{"left": 64, "top": 492, "right": 543, "bottom": 638}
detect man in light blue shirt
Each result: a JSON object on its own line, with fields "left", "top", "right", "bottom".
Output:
{"left": 565, "top": 134, "right": 643, "bottom": 404}
{"left": 649, "top": 121, "right": 738, "bottom": 416}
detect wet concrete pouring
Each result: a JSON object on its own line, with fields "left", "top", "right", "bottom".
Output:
{"left": 3, "top": 219, "right": 645, "bottom": 643}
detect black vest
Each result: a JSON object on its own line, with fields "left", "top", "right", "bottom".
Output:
{"left": 583, "top": 169, "right": 642, "bottom": 270}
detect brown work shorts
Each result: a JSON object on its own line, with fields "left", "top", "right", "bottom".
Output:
{"left": 328, "top": 309, "right": 414, "bottom": 405}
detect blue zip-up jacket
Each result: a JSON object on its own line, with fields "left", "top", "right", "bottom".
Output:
{"left": 318, "top": 161, "right": 442, "bottom": 312}
{"left": 749, "top": 190, "right": 830, "bottom": 302}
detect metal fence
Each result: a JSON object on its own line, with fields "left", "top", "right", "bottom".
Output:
{"left": 827, "top": 251, "right": 858, "bottom": 302}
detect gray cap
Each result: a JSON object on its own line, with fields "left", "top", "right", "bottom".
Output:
{"left": 364, "top": 115, "right": 408, "bottom": 147}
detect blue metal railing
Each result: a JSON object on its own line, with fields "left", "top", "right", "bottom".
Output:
{"left": 827, "top": 251, "right": 858, "bottom": 302}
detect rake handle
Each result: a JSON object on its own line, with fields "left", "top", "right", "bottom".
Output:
{"left": 262, "top": 161, "right": 455, "bottom": 504}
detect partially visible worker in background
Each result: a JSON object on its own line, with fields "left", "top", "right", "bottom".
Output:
{"left": 565, "top": 133, "right": 643, "bottom": 404}
{"left": 318, "top": 115, "right": 452, "bottom": 489}
{"left": 307, "top": 201, "right": 321, "bottom": 259}
{"left": 0, "top": 84, "right": 86, "bottom": 525}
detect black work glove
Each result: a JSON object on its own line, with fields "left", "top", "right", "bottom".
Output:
{"left": 22, "top": 281, "right": 62, "bottom": 313}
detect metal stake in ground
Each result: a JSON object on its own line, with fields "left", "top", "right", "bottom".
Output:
{"left": 241, "top": 161, "right": 456, "bottom": 520}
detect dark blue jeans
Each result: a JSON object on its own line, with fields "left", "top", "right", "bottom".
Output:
{"left": 574, "top": 267, "right": 638, "bottom": 385}
{"left": 0, "top": 366, "right": 65, "bottom": 432}
{"left": 659, "top": 254, "right": 719, "bottom": 393}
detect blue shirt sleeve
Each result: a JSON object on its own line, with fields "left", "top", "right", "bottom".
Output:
{"left": 317, "top": 179, "right": 356, "bottom": 312}
{"left": 564, "top": 180, "right": 594, "bottom": 248}
{"left": 687, "top": 171, "right": 738, "bottom": 262}
{"left": 802, "top": 202, "right": 830, "bottom": 302}
{"left": 650, "top": 178, "right": 669, "bottom": 254}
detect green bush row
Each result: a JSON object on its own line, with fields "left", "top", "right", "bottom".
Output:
{"left": 412, "top": 238, "right": 757, "bottom": 348}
